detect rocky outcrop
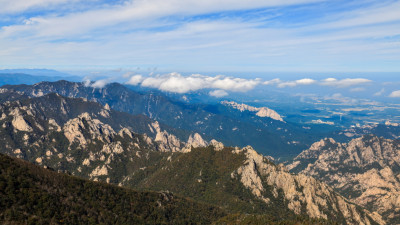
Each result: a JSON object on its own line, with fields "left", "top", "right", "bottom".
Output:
{"left": 150, "top": 121, "right": 182, "bottom": 152}
{"left": 149, "top": 121, "right": 225, "bottom": 153}
{"left": 221, "top": 101, "right": 284, "bottom": 121}
{"left": 63, "top": 113, "right": 115, "bottom": 147}
{"left": 233, "top": 146, "right": 384, "bottom": 225}
{"left": 186, "top": 133, "right": 208, "bottom": 148}
{"left": 289, "top": 135, "right": 400, "bottom": 223}
{"left": 9, "top": 108, "right": 33, "bottom": 132}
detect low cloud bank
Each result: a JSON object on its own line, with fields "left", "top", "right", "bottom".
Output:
{"left": 82, "top": 72, "right": 379, "bottom": 98}
{"left": 126, "top": 72, "right": 261, "bottom": 95}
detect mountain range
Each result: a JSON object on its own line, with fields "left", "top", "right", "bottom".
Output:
{"left": 0, "top": 76, "right": 399, "bottom": 224}
{"left": 0, "top": 86, "right": 385, "bottom": 224}
{"left": 1, "top": 80, "right": 345, "bottom": 158}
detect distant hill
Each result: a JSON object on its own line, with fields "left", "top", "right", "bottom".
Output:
{"left": 0, "top": 70, "right": 81, "bottom": 86}
{"left": 0, "top": 69, "right": 72, "bottom": 77}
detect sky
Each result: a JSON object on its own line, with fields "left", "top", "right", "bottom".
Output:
{"left": 0, "top": 0, "right": 400, "bottom": 73}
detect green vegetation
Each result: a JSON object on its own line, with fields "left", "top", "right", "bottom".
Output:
{"left": 132, "top": 147, "right": 306, "bottom": 221}
{"left": 0, "top": 153, "right": 226, "bottom": 224}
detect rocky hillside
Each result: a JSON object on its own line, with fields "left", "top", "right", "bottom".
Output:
{"left": 289, "top": 135, "right": 400, "bottom": 224}
{"left": 0, "top": 93, "right": 213, "bottom": 183}
{"left": 130, "top": 145, "right": 383, "bottom": 225}
{"left": 1, "top": 80, "right": 338, "bottom": 157}
{"left": 0, "top": 153, "right": 226, "bottom": 224}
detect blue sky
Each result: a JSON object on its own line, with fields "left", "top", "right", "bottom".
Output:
{"left": 0, "top": 0, "right": 400, "bottom": 73}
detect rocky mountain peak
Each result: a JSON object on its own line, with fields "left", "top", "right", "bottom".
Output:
{"left": 309, "top": 137, "right": 337, "bottom": 150}
{"left": 209, "top": 139, "right": 224, "bottom": 151}
{"left": 9, "top": 107, "right": 33, "bottom": 132}
{"left": 63, "top": 113, "right": 116, "bottom": 147}
{"left": 187, "top": 133, "right": 208, "bottom": 148}
{"left": 149, "top": 121, "right": 182, "bottom": 152}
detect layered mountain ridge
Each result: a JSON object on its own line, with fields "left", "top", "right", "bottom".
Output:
{"left": 1, "top": 80, "right": 340, "bottom": 157}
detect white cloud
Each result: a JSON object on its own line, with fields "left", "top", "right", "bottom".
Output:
{"left": 389, "top": 90, "right": 400, "bottom": 98}
{"left": 296, "top": 78, "right": 316, "bottom": 85}
{"left": 277, "top": 78, "right": 316, "bottom": 88}
{"left": 141, "top": 73, "right": 207, "bottom": 93}
{"left": 320, "top": 78, "right": 371, "bottom": 87}
{"left": 140, "top": 72, "right": 260, "bottom": 93}
{"left": 0, "top": 0, "right": 321, "bottom": 39}
{"left": 125, "top": 75, "right": 143, "bottom": 85}
{"left": 211, "top": 77, "right": 261, "bottom": 92}
{"left": 91, "top": 79, "right": 111, "bottom": 88}
{"left": 277, "top": 81, "right": 297, "bottom": 88}
{"left": 209, "top": 90, "right": 228, "bottom": 97}
{"left": 82, "top": 77, "right": 91, "bottom": 87}
{"left": 323, "top": 78, "right": 337, "bottom": 82}
{"left": 263, "top": 78, "right": 281, "bottom": 85}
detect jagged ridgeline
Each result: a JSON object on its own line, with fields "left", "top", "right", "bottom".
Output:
{"left": 289, "top": 135, "right": 400, "bottom": 224}
{"left": 1, "top": 80, "right": 339, "bottom": 158}
{"left": 0, "top": 87, "right": 383, "bottom": 224}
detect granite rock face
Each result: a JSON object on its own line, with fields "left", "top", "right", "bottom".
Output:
{"left": 289, "top": 135, "right": 400, "bottom": 224}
